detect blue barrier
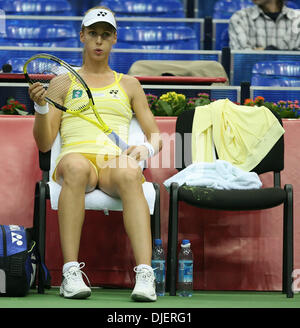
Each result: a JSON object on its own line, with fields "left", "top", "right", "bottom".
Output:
{"left": 115, "top": 25, "right": 199, "bottom": 50}
{"left": 0, "top": 47, "right": 220, "bottom": 74}
{"left": 252, "top": 76, "right": 300, "bottom": 87}
{"left": 213, "top": 0, "right": 253, "bottom": 19}
{"left": 252, "top": 61, "right": 300, "bottom": 87}
{"left": 0, "top": 23, "right": 77, "bottom": 42}
{"left": 232, "top": 51, "right": 300, "bottom": 86}
{"left": 0, "top": 0, "right": 74, "bottom": 15}
{"left": 251, "top": 87, "right": 300, "bottom": 103}
{"left": 100, "top": 0, "right": 185, "bottom": 18}
{"left": 214, "top": 20, "right": 229, "bottom": 50}
{"left": 5, "top": 54, "right": 82, "bottom": 73}
{"left": 0, "top": 19, "right": 81, "bottom": 71}
{"left": 197, "top": 0, "right": 300, "bottom": 17}
{"left": 252, "top": 61, "right": 300, "bottom": 77}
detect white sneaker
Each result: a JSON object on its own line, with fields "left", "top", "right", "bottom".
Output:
{"left": 60, "top": 262, "right": 91, "bottom": 299}
{"left": 131, "top": 266, "right": 157, "bottom": 302}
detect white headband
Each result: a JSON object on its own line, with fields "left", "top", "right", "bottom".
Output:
{"left": 82, "top": 9, "right": 117, "bottom": 30}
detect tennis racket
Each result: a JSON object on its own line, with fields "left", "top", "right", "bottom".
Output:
{"left": 23, "top": 53, "right": 129, "bottom": 151}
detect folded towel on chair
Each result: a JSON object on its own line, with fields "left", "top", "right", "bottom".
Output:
{"left": 163, "top": 160, "right": 262, "bottom": 191}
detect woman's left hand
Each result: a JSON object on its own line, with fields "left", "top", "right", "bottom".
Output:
{"left": 123, "top": 145, "right": 149, "bottom": 161}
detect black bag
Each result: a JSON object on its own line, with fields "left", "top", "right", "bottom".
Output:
{"left": 0, "top": 224, "right": 50, "bottom": 296}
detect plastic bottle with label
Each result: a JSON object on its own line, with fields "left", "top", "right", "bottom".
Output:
{"left": 178, "top": 239, "right": 193, "bottom": 297}
{"left": 151, "top": 238, "right": 165, "bottom": 296}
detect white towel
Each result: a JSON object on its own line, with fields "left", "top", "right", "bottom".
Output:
{"left": 163, "top": 160, "right": 262, "bottom": 191}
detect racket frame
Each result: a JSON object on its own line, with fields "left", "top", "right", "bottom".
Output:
{"left": 24, "top": 53, "right": 129, "bottom": 149}
{"left": 23, "top": 53, "right": 94, "bottom": 112}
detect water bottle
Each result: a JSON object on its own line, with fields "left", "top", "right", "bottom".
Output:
{"left": 151, "top": 238, "right": 165, "bottom": 296}
{"left": 178, "top": 239, "right": 193, "bottom": 297}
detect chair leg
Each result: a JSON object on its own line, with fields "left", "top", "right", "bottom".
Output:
{"left": 283, "top": 184, "right": 294, "bottom": 298}
{"left": 166, "top": 182, "right": 179, "bottom": 296}
{"left": 33, "top": 181, "right": 47, "bottom": 294}
{"left": 151, "top": 182, "right": 161, "bottom": 242}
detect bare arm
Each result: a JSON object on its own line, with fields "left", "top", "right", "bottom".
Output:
{"left": 29, "top": 79, "right": 63, "bottom": 152}
{"left": 121, "top": 75, "right": 163, "bottom": 160}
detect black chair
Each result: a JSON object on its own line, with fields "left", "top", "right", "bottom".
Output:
{"left": 166, "top": 107, "right": 294, "bottom": 297}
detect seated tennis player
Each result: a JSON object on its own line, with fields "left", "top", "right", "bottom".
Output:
{"left": 28, "top": 6, "right": 162, "bottom": 301}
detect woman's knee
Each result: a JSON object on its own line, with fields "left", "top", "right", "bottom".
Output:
{"left": 98, "top": 155, "right": 143, "bottom": 196}
{"left": 116, "top": 166, "right": 143, "bottom": 190}
{"left": 57, "top": 156, "right": 94, "bottom": 187}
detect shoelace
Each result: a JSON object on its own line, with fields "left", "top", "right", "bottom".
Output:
{"left": 64, "top": 262, "right": 91, "bottom": 287}
{"left": 133, "top": 266, "right": 155, "bottom": 284}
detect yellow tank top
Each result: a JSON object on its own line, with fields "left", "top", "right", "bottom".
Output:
{"left": 57, "top": 71, "right": 133, "bottom": 164}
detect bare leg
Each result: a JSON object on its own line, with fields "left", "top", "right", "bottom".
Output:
{"left": 55, "top": 153, "right": 98, "bottom": 264}
{"left": 98, "top": 155, "right": 152, "bottom": 266}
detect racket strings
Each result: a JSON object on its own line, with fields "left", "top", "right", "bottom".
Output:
{"left": 26, "top": 58, "right": 90, "bottom": 112}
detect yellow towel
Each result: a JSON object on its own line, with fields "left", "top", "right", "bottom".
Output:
{"left": 192, "top": 99, "right": 285, "bottom": 171}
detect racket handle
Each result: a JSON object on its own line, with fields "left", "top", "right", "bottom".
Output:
{"left": 107, "top": 131, "right": 129, "bottom": 152}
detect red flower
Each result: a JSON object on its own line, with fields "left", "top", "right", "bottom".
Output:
{"left": 244, "top": 98, "right": 254, "bottom": 106}
{"left": 1, "top": 98, "right": 27, "bottom": 115}
{"left": 254, "top": 96, "right": 265, "bottom": 102}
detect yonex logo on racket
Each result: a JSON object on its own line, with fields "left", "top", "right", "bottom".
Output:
{"left": 72, "top": 90, "right": 83, "bottom": 99}
{"left": 97, "top": 11, "right": 108, "bottom": 17}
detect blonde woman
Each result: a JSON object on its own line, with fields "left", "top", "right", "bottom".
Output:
{"left": 28, "top": 6, "right": 162, "bottom": 301}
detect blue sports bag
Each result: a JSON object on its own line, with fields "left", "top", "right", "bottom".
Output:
{"left": 0, "top": 224, "right": 50, "bottom": 296}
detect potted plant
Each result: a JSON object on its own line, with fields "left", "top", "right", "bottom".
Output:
{"left": 0, "top": 97, "right": 28, "bottom": 115}
{"left": 146, "top": 92, "right": 211, "bottom": 117}
{"left": 244, "top": 96, "right": 300, "bottom": 119}
{"left": 147, "top": 92, "right": 300, "bottom": 119}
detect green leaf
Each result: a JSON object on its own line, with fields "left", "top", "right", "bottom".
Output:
{"left": 174, "top": 107, "right": 185, "bottom": 116}
{"left": 157, "top": 100, "right": 173, "bottom": 116}
{"left": 194, "top": 98, "right": 210, "bottom": 107}
{"left": 6, "top": 97, "right": 15, "bottom": 104}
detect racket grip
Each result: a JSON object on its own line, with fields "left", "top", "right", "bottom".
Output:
{"left": 107, "top": 131, "right": 129, "bottom": 152}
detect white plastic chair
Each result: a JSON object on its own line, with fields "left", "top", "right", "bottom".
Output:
{"left": 33, "top": 117, "right": 161, "bottom": 293}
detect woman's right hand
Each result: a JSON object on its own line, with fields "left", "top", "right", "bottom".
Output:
{"left": 28, "top": 82, "right": 47, "bottom": 106}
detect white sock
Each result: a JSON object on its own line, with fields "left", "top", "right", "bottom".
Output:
{"left": 136, "top": 264, "right": 153, "bottom": 272}
{"left": 63, "top": 261, "right": 79, "bottom": 273}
